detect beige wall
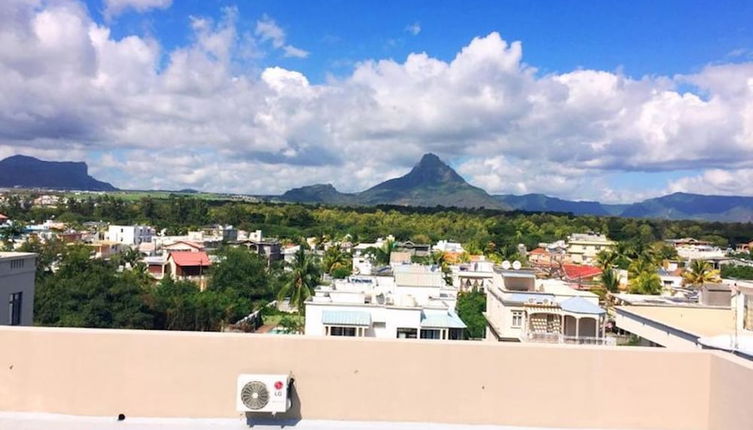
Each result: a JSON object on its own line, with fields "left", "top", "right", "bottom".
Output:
{"left": 707, "top": 352, "right": 753, "bottom": 430}
{"left": 0, "top": 326, "right": 747, "bottom": 429}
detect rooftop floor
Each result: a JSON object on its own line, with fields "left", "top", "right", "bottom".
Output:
{"left": 618, "top": 305, "right": 735, "bottom": 338}
{"left": 0, "top": 413, "right": 629, "bottom": 430}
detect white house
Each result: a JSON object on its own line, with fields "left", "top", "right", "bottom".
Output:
{"left": 484, "top": 268, "right": 610, "bottom": 345}
{"left": 666, "top": 238, "right": 727, "bottom": 260}
{"left": 566, "top": 233, "right": 615, "bottom": 264}
{"left": 0, "top": 252, "right": 36, "bottom": 326}
{"left": 433, "top": 240, "right": 465, "bottom": 254}
{"left": 305, "top": 267, "right": 465, "bottom": 340}
{"left": 452, "top": 258, "right": 495, "bottom": 293}
{"left": 107, "top": 225, "right": 155, "bottom": 246}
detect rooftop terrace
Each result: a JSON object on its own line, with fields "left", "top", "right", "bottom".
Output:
{"left": 1, "top": 326, "right": 751, "bottom": 430}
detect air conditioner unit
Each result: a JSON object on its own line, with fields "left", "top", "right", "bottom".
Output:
{"left": 236, "top": 374, "right": 292, "bottom": 414}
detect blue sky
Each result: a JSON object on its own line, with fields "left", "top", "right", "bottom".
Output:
{"left": 3, "top": 0, "right": 753, "bottom": 201}
{"left": 89, "top": 0, "right": 753, "bottom": 80}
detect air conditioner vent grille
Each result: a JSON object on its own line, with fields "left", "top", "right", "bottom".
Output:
{"left": 240, "top": 381, "right": 270, "bottom": 410}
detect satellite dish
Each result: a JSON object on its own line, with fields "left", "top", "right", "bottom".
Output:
{"left": 501, "top": 260, "right": 511, "bottom": 270}
{"left": 512, "top": 261, "right": 522, "bottom": 270}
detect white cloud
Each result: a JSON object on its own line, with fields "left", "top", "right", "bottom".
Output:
{"left": 255, "top": 15, "right": 309, "bottom": 59}
{"left": 2, "top": 1, "right": 753, "bottom": 200}
{"left": 103, "top": 0, "right": 172, "bottom": 19}
{"left": 405, "top": 22, "right": 421, "bottom": 36}
{"left": 668, "top": 169, "right": 753, "bottom": 196}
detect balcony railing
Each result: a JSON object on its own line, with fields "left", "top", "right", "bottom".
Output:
{"left": 523, "top": 332, "right": 616, "bottom": 346}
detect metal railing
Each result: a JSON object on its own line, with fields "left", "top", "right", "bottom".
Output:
{"left": 523, "top": 332, "right": 616, "bottom": 346}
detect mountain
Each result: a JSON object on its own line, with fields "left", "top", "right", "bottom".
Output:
{"left": 620, "top": 192, "right": 753, "bottom": 222}
{"left": 0, "top": 155, "right": 117, "bottom": 191}
{"left": 281, "top": 153, "right": 507, "bottom": 209}
{"left": 281, "top": 184, "right": 357, "bottom": 205}
{"left": 495, "top": 193, "right": 614, "bottom": 216}
{"left": 279, "top": 155, "right": 753, "bottom": 221}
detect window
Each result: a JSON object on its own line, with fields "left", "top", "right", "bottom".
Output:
{"left": 10, "top": 259, "right": 24, "bottom": 270}
{"left": 512, "top": 311, "right": 523, "bottom": 328}
{"left": 745, "top": 295, "right": 753, "bottom": 331}
{"left": 9, "top": 292, "right": 22, "bottom": 326}
{"left": 448, "top": 328, "right": 464, "bottom": 340}
{"left": 420, "top": 329, "right": 441, "bottom": 339}
{"left": 396, "top": 328, "right": 417, "bottom": 339}
{"left": 329, "top": 326, "right": 357, "bottom": 337}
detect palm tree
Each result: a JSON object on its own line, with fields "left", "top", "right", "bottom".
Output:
{"left": 600, "top": 268, "right": 620, "bottom": 293}
{"left": 628, "top": 254, "right": 662, "bottom": 295}
{"left": 367, "top": 239, "right": 396, "bottom": 266}
{"left": 682, "top": 260, "right": 721, "bottom": 287}
{"left": 277, "top": 247, "right": 322, "bottom": 314}
{"left": 431, "top": 251, "right": 453, "bottom": 285}
{"left": 322, "top": 244, "right": 350, "bottom": 274}
{"left": 595, "top": 250, "right": 618, "bottom": 271}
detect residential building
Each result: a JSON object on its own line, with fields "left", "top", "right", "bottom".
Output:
{"left": 432, "top": 240, "right": 465, "bottom": 254}
{"left": 106, "top": 225, "right": 155, "bottom": 246}
{"left": 658, "top": 267, "right": 684, "bottom": 294}
{"left": 453, "top": 257, "right": 494, "bottom": 293}
{"left": 395, "top": 240, "right": 431, "bottom": 257}
{"left": 566, "top": 233, "right": 615, "bottom": 264}
{"left": 389, "top": 251, "right": 412, "bottom": 265}
{"left": 0, "top": 252, "right": 36, "bottom": 326}
{"left": 484, "top": 268, "right": 610, "bottom": 344}
{"left": 88, "top": 240, "right": 124, "bottom": 259}
{"left": 666, "top": 238, "right": 727, "bottom": 260}
{"left": 238, "top": 239, "right": 282, "bottom": 265}
{"left": 162, "top": 240, "right": 205, "bottom": 253}
{"left": 144, "top": 254, "right": 168, "bottom": 280}
{"left": 561, "top": 263, "right": 602, "bottom": 286}
{"left": 305, "top": 265, "right": 464, "bottom": 340}
{"left": 613, "top": 285, "right": 744, "bottom": 352}
{"left": 166, "top": 251, "right": 211, "bottom": 289}
{"left": 282, "top": 244, "right": 300, "bottom": 265}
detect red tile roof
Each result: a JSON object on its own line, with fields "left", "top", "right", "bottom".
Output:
{"left": 0, "top": 213, "right": 7, "bottom": 220}
{"left": 170, "top": 251, "right": 211, "bottom": 267}
{"left": 529, "top": 247, "right": 547, "bottom": 255}
{"left": 562, "top": 264, "right": 602, "bottom": 280}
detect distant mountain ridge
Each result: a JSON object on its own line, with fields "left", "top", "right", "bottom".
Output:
{"left": 0, "top": 155, "right": 117, "bottom": 191}
{"left": 280, "top": 153, "right": 753, "bottom": 222}
{"left": 281, "top": 153, "right": 507, "bottom": 209}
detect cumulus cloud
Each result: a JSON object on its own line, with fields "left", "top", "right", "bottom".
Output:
{"left": 255, "top": 15, "right": 309, "bottom": 58}
{"left": 2, "top": 1, "right": 753, "bottom": 200}
{"left": 103, "top": 0, "right": 172, "bottom": 19}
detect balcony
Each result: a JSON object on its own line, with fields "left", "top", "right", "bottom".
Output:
{"left": 0, "top": 326, "right": 751, "bottom": 429}
{"left": 523, "top": 331, "right": 617, "bottom": 346}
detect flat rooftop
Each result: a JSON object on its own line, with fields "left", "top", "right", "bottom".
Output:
{"left": 618, "top": 305, "right": 735, "bottom": 338}
{"left": 0, "top": 413, "right": 588, "bottom": 430}
{"left": 0, "top": 251, "right": 35, "bottom": 259}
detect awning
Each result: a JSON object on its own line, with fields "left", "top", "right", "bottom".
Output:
{"left": 322, "top": 311, "right": 372, "bottom": 326}
{"left": 559, "top": 297, "right": 605, "bottom": 315}
{"left": 420, "top": 310, "right": 466, "bottom": 329}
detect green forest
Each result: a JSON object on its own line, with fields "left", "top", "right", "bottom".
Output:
{"left": 3, "top": 193, "right": 751, "bottom": 253}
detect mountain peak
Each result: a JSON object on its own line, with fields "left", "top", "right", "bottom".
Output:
{"left": 405, "top": 153, "right": 465, "bottom": 185}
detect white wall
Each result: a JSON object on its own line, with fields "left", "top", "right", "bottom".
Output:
{"left": 0, "top": 254, "right": 36, "bottom": 326}
{"left": 107, "top": 225, "right": 154, "bottom": 245}
{"left": 305, "top": 303, "right": 424, "bottom": 339}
